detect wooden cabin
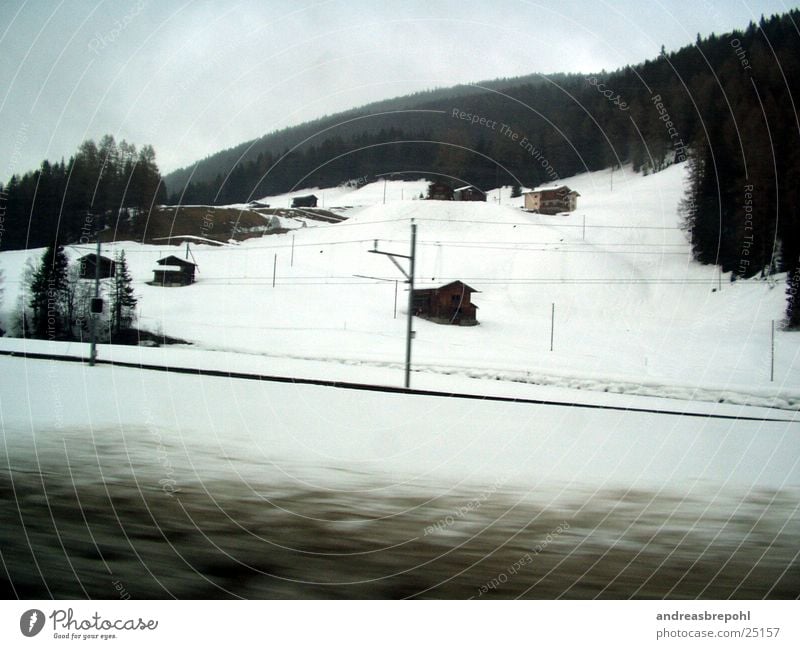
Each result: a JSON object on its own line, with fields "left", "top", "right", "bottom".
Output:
{"left": 78, "top": 254, "right": 116, "bottom": 279}
{"left": 152, "top": 255, "right": 197, "bottom": 287}
{"left": 412, "top": 281, "right": 479, "bottom": 326}
{"left": 453, "top": 185, "right": 486, "bottom": 202}
{"left": 523, "top": 185, "right": 580, "bottom": 214}
{"left": 291, "top": 194, "right": 318, "bottom": 208}
{"left": 426, "top": 182, "right": 454, "bottom": 201}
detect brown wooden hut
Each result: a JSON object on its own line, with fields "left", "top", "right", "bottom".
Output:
{"left": 291, "top": 194, "right": 318, "bottom": 208}
{"left": 426, "top": 182, "right": 454, "bottom": 201}
{"left": 453, "top": 185, "right": 486, "bottom": 202}
{"left": 78, "top": 254, "right": 116, "bottom": 279}
{"left": 412, "top": 281, "right": 479, "bottom": 325}
{"left": 152, "top": 255, "right": 197, "bottom": 286}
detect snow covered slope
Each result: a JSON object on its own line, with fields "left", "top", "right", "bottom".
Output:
{"left": 1, "top": 163, "right": 797, "bottom": 405}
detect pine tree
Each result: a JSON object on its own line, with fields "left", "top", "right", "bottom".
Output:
{"left": 110, "top": 250, "right": 137, "bottom": 337}
{"left": 511, "top": 184, "right": 522, "bottom": 198}
{"left": 29, "top": 243, "right": 70, "bottom": 339}
{"left": 786, "top": 265, "right": 800, "bottom": 329}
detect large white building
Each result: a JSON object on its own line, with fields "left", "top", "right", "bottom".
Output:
{"left": 523, "top": 185, "right": 580, "bottom": 214}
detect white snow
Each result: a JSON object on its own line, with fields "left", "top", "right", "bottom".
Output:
{"left": 1, "top": 163, "right": 798, "bottom": 409}
{"left": 1, "top": 354, "right": 798, "bottom": 493}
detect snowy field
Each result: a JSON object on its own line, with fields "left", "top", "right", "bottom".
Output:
{"left": 1, "top": 163, "right": 799, "bottom": 598}
{"left": 1, "top": 355, "right": 798, "bottom": 598}
{"left": 1, "top": 163, "right": 797, "bottom": 407}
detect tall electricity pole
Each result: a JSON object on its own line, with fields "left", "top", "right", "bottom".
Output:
{"left": 89, "top": 237, "right": 102, "bottom": 366}
{"left": 369, "top": 221, "right": 417, "bottom": 388}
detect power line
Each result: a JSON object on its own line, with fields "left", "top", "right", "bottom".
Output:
{"left": 66, "top": 237, "right": 691, "bottom": 255}
{"left": 181, "top": 277, "right": 722, "bottom": 286}
{"left": 411, "top": 217, "right": 685, "bottom": 230}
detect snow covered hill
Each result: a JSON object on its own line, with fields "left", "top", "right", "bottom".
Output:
{"left": 1, "top": 163, "right": 797, "bottom": 406}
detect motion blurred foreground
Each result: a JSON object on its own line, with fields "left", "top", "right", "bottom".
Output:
{"left": 1, "top": 460, "right": 797, "bottom": 599}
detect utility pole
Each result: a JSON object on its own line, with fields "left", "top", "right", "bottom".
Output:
{"left": 405, "top": 223, "right": 416, "bottom": 388}
{"left": 550, "top": 302, "right": 555, "bottom": 352}
{"left": 272, "top": 254, "right": 277, "bottom": 287}
{"left": 185, "top": 242, "right": 190, "bottom": 260}
{"left": 383, "top": 177, "right": 387, "bottom": 205}
{"left": 89, "top": 237, "right": 101, "bottom": 366}
{"left": 582, "top": 215, "right": 586, "bottom": 241}
{"left": 291, "top": 235, "right": 295, "bottom": 267}
{"left": 394, "top": 280, "right": 398, "bottom": 319}
{"left": 771, "top": 319, "right": 775, "bottom": 382}
{"left": 369, "top": 221, "right": 417, "bottom": 388}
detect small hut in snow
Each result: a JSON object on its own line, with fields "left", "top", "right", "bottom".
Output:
{"left": 291, "top": 194, "right": 318, "bottom": 208}
{"left": 412, "top": 281, "right": 479, "bottom": 325}
{"left": 453, "top": 185, "right": 486, "bottom": 202}
{"left": 426, "top": 182, "right": 454, "bottom": 201}
{"left": 78, "top": 254, "right": 116, "bottom": 279}
{"left": 151, "top": 255, "right": 197, "bottom": 287}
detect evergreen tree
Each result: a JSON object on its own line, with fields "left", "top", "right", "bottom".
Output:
{"left": 786, "top": 264, "right": 800, "bottom": 329}
{"left": 109, "top": 250, "right": 137, "bottom": 337}
{"left": 511, "top": 184, "right": 522, "bottom": 198}
{"left": 29, "top": 243, "right": 70, "bottom": 339}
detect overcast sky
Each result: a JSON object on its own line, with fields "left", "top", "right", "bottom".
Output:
{"left": 0, "top": 0, "right": 793, "bottom": 177}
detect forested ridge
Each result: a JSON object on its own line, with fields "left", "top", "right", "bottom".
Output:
{"left": 166, "top": 13, "right": 799, "bottom": 280}
{"left": 2, "top": 11, "right": 799, "bottom": 320}
{"left": 0, "top": 136, "right": 165, "bottom": 251}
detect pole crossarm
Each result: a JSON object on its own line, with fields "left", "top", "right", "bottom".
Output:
{"left": 368, "top": 249, "right": 411, "bottom": 280}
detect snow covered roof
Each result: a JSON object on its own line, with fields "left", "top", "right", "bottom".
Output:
{"left": 414, "top": 280, "right": 480, "bottom": 294}
{"left": 454, "top": 185, "right": 478, "bottom": 192}
{"left": 156, "top": 255, "right": 196, "bottom": 267}
{"left": 78, "top": 253, "right": 114, "bottom": 263}
{"left": 151, "top": 235, "right": 225, "bottom": 246}
{"left": 525, "top": 184, "right": 580, "bottom": 195}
